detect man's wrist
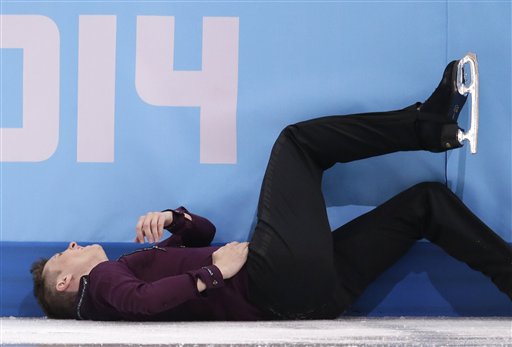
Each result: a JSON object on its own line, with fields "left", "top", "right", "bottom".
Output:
{"left": 162, "top": 207, "right": 188, "bottom": 230}
{"left": 163, "top": 211, "right": 174, "bottom": 227}
{"left": 196, "top": 278, "right": 207, "bottom": 292}
{"left": 193, "top": 265, "right": 225, "bottom": 291}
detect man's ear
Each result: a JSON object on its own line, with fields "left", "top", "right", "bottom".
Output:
{"left": 55, "top": 274, "right": 73, "bottom": 292}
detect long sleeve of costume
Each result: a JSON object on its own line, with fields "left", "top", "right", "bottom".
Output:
{"left": 158, "top": 206, "right": 216, "bottom": 248}
{"left": 87, "top": 260, "right": 223, "bottom": 317}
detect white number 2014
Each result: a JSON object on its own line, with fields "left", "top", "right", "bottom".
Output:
{"left": 1, "top": 15, "right": 239, "bottom": 164}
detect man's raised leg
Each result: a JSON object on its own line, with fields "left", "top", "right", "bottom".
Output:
{"left": 247, "top": 58, "right": 473, "bottom": 318}
{"left": 247, "top": 107, "right": 454, "bottom": 318}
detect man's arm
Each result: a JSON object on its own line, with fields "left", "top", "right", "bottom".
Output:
{"left": 90, "top": 262, "right": 220, "bottom": 317}
{"left": 135, "top": 207, "right": 216, "bottom": 247}
{"left": 90, "top": 244, "right": 248, "bottom": 317}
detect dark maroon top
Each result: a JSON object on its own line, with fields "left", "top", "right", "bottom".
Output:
{"left": 74, "top": 207, "right": 265, "bottom": 321}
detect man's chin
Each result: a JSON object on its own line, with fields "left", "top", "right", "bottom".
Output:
{"left": 89, "top": 244, "right": 108, "bottom": 260}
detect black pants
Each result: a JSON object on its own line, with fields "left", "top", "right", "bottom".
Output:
{"left": 247, "top": 106, "right": 512, "bottom": 319}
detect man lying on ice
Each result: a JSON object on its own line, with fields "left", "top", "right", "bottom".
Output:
{"left": 31, "top": 57, "right": 512, "bottom": 320}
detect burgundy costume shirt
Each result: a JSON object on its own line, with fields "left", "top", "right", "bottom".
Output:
{"left": 75, "top": 207, "right": 265, "bottom": 321}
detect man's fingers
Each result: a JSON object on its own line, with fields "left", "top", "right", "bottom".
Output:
{"left": 157, "top": 213, "right": 166, "bottom": 240}
{"left": 135, "top": 216, "right": 145, "bottom": 243}
{"left": 150, "top": 214, "right": 159, "bottom": 242}
{"left": 135, "top": 212, "right": 170, "bottom": 243}
{"left": 235, "top": 242, "right": 248, "bottom": 250}
{"left": 142, "top": 213, "right": 155, "bottom": 243}
{"left": 222, "top": 241, "right": 248, "bottom": 252}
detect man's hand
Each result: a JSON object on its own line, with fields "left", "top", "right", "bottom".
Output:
{"left": 135, "top": 211, "right": 173, "bottom": 243}
{"left": 212, "top": 242, "right": 249, "bottom": 279}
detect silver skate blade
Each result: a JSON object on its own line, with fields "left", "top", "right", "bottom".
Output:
{"left": 456, "top": 52, "right": 479, "bottom": 154}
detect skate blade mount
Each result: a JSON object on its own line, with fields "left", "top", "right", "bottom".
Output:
{"left": 456, "top": 52, "right": 479, "bottom": 154}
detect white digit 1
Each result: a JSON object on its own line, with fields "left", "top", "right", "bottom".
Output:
{"left": 76, "top": 15, "right": 117, "bottom": 163}
{"left": 0, "top": 15, "right": 60, "bottom": 162}
{"left": 135, "top": 16, "right": 239, "bottom": 164}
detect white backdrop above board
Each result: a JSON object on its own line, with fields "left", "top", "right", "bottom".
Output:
{"left": 1, "top": 1, "right": 510, "bottom": 243}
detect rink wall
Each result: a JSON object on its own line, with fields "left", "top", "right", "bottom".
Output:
{"left": 1, "top": 1, "right": 511, "bottom": 317}
{"left": 1, "top": 241, "right": 511, "bottom": 317}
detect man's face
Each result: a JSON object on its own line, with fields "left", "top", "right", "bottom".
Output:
{"left": 43, "top": 242, "right": 108, "bottom": 291}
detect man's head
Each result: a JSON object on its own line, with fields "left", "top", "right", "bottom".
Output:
{"left": 31, "top": 242, "right": 108, "bottom": 318}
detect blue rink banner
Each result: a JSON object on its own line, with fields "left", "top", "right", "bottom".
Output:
{"left": 1, "top": 1, "right": 511, "bottom": 246}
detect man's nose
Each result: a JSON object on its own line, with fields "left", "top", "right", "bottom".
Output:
{"left": 68, "top": 241, "right": 78, "bottom": 250}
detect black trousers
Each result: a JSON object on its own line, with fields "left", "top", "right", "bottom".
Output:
{"left": 246, "top": 106, "right": 512, "bottom": 319}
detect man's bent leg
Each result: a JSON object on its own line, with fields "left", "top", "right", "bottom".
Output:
{"left": 332, "top": 182, "right": 512, "bottom": 301}
{"left": 247, "top": 108, "right": 439, "bottom": 318}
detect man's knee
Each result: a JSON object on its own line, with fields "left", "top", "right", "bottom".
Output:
{"left": 274, "top": 124, "right": 314, "bottom": 159}
{"left": 278, "top": 124, "right": 300, "bottom": 142}
{"left": 411, "top": 181, "right": 449, "bottom": 195}
{"left": 406, "top": 182, "right": 457, "bottom": 208}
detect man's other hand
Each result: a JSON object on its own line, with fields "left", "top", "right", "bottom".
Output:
{"left": 135, "top": 211, "right": 173, "bottom": 243}
{"left": 212, "top": 242, "right": 249, "bottom": 279}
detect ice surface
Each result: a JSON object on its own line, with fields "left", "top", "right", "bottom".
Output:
{"left": 1, "top": 317, "right": 511, "bottom": 346}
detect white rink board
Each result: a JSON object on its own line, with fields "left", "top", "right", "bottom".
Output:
{"left": 1, "top": 317, "right": 511, "bottom": 346}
